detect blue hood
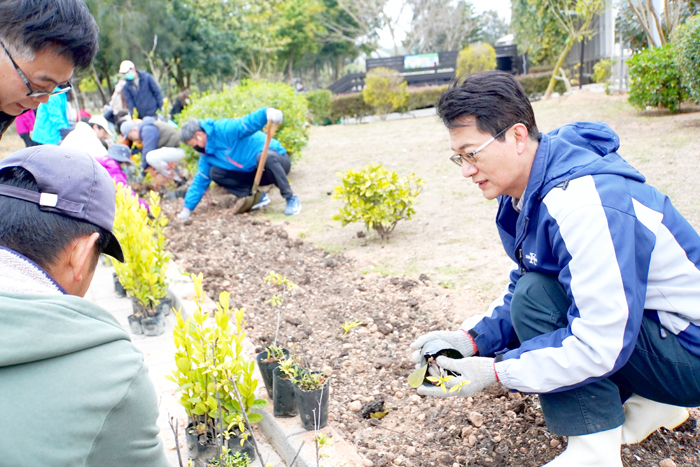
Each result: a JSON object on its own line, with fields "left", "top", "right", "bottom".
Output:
{"left": 520, "top": 122, "right": 645, "bottom": 215}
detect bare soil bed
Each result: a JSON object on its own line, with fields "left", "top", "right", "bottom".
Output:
{"left": 163, "top": 186, "right": 699, "bottom": 467}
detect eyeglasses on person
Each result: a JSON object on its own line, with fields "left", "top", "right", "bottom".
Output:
{"left": 0, "top": 39, "right": 72, "bottom": 98}
{"left": 450, "top": 124, "right": 515, "bottom": 167}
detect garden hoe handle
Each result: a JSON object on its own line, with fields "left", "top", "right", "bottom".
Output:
{"left": 252, "top": 123, "right": 278, "bottom": 193}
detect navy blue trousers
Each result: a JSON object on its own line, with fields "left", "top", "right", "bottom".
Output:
{"left": 209, "top": 150, "right": 293, "bottom": 200}
{"left": 510, "top": 272, "right": 700, "bottom": 436}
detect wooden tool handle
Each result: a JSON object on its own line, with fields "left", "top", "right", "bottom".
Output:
{"left": 252, "top": 123, "right": 278, "bottom": 192}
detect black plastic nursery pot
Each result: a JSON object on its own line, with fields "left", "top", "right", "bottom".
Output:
{"left": 272, "top": 366, "right": 298, "bottom": 417}
{"left": 112, "top": 272, "right": 126, "bottom": 297}
{"left": 185, "top": 422, "right": 256, "bottom": 467}
{"left": 159, "top": 296, "right": 173, "bottom": 317}
{"left": 293, "top": 373, "right": 329, "bottom": 430}
{"left": 129, "top": 298, "right": 166, "bottom": 336}
{"left": 256, "top": 348, "right": 290, "bottom": 398}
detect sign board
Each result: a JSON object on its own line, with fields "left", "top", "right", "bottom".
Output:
{"left": 403, "top": 53, "right": 439, "bottom": 70}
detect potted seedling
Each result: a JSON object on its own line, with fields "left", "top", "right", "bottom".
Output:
{"left": 112, "top": 185, "right": 171, "bottom": 336}
{"left": 168, "top": 272, "right": 268, "bottom": 467}
{"left": 292, "top": 365, "right": 330, "bottom": 431}
{"left": 255, "top": 272, "right": 295, "bottom": 398}
{"left": 272, "top": 355, "right": 299, "bottom": 417}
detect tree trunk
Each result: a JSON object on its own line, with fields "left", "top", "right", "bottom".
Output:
{"left": 288, "top": 47, "right": 295, "bottom": 82}
{"left": 91, "top": 64, "right": 108, "bottom": 105}
{"left": 544, "top": 40, "right": 574, "bottom": 99}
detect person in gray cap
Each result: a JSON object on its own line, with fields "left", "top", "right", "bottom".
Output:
{"left": 0, "top": 146, "right": 169, "bottom": 466}
{"left": 121, "top": 117, "right": 185, "bottom": 180}
{"left": 0, "top": 0, "right": 99, "bottom": 140}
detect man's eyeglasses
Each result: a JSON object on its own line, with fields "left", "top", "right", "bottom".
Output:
{"left": 450, "top": 124, "right": 514, "bottom": 167}
{"left": 0, "top": 39, "right": 71, "bottom": 98}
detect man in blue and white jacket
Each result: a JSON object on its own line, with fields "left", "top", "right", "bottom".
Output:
{"left": 177, "top": 107, "right": 301, "bottom": 219}
{"left": 411, "top": 71, "right": 700, "bottom": 466}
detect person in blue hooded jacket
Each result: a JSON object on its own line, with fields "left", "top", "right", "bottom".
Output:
{"left": 177, "top": 107, "right": 301, "bottom": 219}
{"left": 410, "top": 71, "right": 700, "bottom": 467}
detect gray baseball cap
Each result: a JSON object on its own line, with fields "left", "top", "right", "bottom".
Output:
{"left": 0, "top": 145, "right": 124, "bottom": 262}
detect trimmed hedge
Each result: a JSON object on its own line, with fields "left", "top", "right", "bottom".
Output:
{"left": 516, "top": 73, "right": 567, "bottom": 100}
{"left": 305, "top": 89, "right": 333, "bottom": 125}
{"left": 330, "top": 85, "right": 449, "bottom": 122}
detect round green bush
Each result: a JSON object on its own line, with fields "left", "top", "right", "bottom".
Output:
{"left": 673, "top": 15, "right": 700, "bottom": 104}
{"left": 456, "top": 43, "right": 497, "bottom": 78}
{"left": 627, "top": 45, "right": 687, "bottom": 113}
{"left": 362, "top": 67, "right": 408, "bottom": 118}
{"left": 178, "top": 80, "right": 309, "bottom": 158}
{"left": 305, "top": 89, "right": 333, "bottom": 125}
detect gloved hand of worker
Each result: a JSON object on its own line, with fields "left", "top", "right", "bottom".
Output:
{"left": 266, "top": 107, "right": 283, "bottom": 125}
{"left": 410, "top": 329, "right": 477, "bottom": 368}
{"left": 417, "top": 356, "right": 497, "bottom": 398}
{"left": 177, "top": 207, "right": 191, "bottom": 221}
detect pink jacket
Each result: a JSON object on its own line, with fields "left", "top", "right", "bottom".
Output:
{"left": 14, "top": 110, "right": 35, "bottom": 135}
{"left": 96, "top": 156, "right": 149, "bottom": 210}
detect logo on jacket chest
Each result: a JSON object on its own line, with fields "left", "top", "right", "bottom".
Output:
{"left": 525, "top": 252, "right": 538, "bottom": 265}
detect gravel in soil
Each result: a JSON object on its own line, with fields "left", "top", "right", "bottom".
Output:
{"left": 163, "top": 188, "right": 699, "bottom": 467}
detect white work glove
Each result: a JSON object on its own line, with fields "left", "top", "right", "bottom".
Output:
{"left": 266, "top": 107, "right": 283, "bottom": 125}
{"left": 177, "top": 207, "right": 191, "bottom": 221}
{"left": 417, "top": 356, "right": 498, "bottom": 398}
{"left": 410, "top": 329, "right": 477, "bottom": 368}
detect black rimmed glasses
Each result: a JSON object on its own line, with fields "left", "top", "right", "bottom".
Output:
{"left": 449, "top": 124, "right": 514, "bottom": 167}
{"left": 0, "top": 39, "right": 71, "bottom": 98}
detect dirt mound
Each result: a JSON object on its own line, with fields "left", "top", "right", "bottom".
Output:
{"left": 163, "top": 189, "right": 699, "bottom": 467}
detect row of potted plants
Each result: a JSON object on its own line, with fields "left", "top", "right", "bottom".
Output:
{"left": 111, "top": 185, "right": 171, "bottom": 336}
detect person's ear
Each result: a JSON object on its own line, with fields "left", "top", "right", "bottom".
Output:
{"left": 69, "top": 232, "right": 100, "bottom": 283}
{"left": 513, "top": 123, "right": 529, "bottom": 155}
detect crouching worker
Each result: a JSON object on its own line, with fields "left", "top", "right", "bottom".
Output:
{"left": 177, "top": 107, "right": 301, "bottom": 221}
{"left": 410, "top": 71, "right": 700, "bottom": 467}
{"left": 121, "top": 116, "right": 185, "bottom": 180}
{"left": 0, "top": 146, "right": 169, "bottom": 466}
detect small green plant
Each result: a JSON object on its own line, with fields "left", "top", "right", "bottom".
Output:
{"left": 264, "top": 271, "right": 296, "bottom": 346}
{"left": 333, "top": 163, "right": 423, "bottom": 241}
{"left": 277, "top": 355, "right": 299, "bottom": 380}
{"left": 455, "top": 42, "right": 497, "bottom": 77}
{"left": 673, "top": 15, "right": 700, "bottom": 104}
{"left": 340, "top": 320, "right": 362, "bottom": 337}
{"left": 295, "top": 367, "right": 328, "bottom": 392}
{"left": 112, "top": 185, "right": 170, "bottom": 316}
{"left": 592, "top": 58, "right": 613, "bottom": 84}
{"left": 362, "top": 67, "right": 409, "bottom": 119}
{"left": 264, "top": 345, "right": 286, "bottom": 362}
{"left": 315, "top": 432, "right": 332, "bottom": 466}
{"left": 168, "top": 272, "right": 268, "bottom": 454}
{"left": 627, "top": 44, "right": 687, "bottom": 113}
{"left": 209, "top": 449, "right": 251, "bottom": 467}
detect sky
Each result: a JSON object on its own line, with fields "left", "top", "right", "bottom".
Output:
{"left": 377, "top": 0, "right": 513, "bottom": 51}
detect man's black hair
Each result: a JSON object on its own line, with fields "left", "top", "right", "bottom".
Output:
{"left": 0, "top": 0, "right": 99, "bottom": 70}
{"left": 437, "top": 71, "right": 541, "bottom": 142}
{"left": 0, "top": 167, "right": 110, "bottom": 270}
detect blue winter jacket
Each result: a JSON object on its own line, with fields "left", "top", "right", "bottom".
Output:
{"left": 123, "top": 70, "right": 163, "bottom": 118}
{"left": 470, "top": 122, "right": 700, "bottom": 394}
{"left": 183, "top": 108, "right": 287, "bottom": 210}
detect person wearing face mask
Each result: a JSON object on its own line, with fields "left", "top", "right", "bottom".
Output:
{"left": 118, "top": 60, "right": 163, "bottom": 119}
{"left": 0, "top": 0, "right": 99, "bottom": 141}
{"left": 176, "top": 107, "right": 301, "bottom": 220}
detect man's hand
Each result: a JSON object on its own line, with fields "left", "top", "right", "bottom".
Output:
{"left": 266, "top": 108, "right": 283, "bottom": 125}
{"left": 177, "top": 208, "right": 191, "bottom": 221}
{"left": 417, "top": 356, "right": 497, "bottom": 398}
{"left": 410, "top": 329, "right": 477, "bottom": 367}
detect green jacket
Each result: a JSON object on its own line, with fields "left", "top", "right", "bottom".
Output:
{"left": 0, "top": 290, "right": 170, "bottom": 466}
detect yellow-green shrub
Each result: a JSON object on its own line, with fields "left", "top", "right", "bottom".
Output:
{"left": 362, "top": 67, "right": 409, "bottom": 118}
{"left": 333, "top": 164, "right": 423, "bottom": 241}
{"left": 456, "top": 43, "right": 497, "bottom": 78}
{"left": 168, "top": 272, "right": 267, "bottom": 436}
{"left": 112, "top": 185, "right": 170, "bottom": 314}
